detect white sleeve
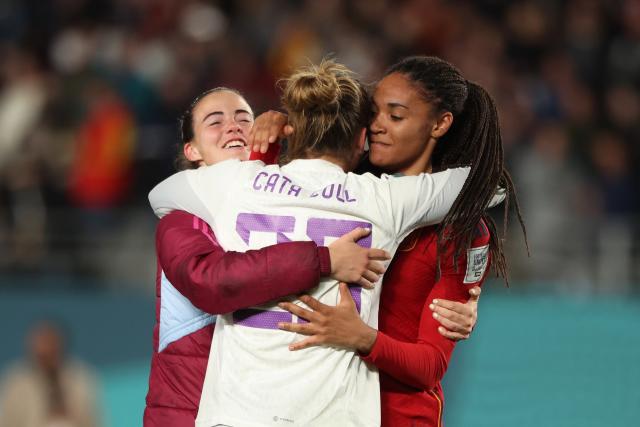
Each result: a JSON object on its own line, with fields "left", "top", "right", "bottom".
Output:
{"left": 148, "top": 170, "right": 215, "bottom": 223}
{"left": 489, "top": 187, "right": 506, "bottom": 208}
{"left": 385, "top": 167, "right": 470, "bottom": 241}
{"left": 148, "top": 159, "right": 244, "bottom": 223}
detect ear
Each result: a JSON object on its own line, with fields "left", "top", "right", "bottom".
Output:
{"left": 431, "top": 112, "right": 453, "bottom": 139}
{"left": 184, "top": 142, "right": 203, "bottom": 162}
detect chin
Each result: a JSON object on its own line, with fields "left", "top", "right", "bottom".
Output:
{"left": 368, "top": 150, "right": 388, "bottom": 168}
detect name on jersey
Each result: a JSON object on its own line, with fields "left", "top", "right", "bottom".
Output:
{"left": 252, "top": 171, "right": 357, "bottom": 203}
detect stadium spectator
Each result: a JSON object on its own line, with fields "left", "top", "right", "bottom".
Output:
{"left": 0, "top": 320, "right": 101, "bottom": 427}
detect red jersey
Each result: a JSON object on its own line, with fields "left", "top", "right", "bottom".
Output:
{"left": 361, "top": 220, "right": 491, "bottom": 427}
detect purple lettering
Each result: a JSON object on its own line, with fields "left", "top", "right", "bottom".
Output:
{"left": 288, "top": 185, "right": 301, "bottom": 197}
{"left": 253, "top": 171, "right": 268, "bottom": 190}
{"left": 345, "top": 190, "right": 356, "bottom": 202}
{"left": 321, "top": 184, "right": 335, "bottom": 199}
{"left": 336, "top": 184, "right": 345, "bottom": 203}
{"left": 264, "top": 173, "right": 279, "bottom": 192}
{"left": 278, "top": 175, "right": 292, "bottom": 194}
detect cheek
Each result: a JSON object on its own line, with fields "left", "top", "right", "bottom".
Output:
{"left": 395, "top": 124, "right": 429, "bottom": 155}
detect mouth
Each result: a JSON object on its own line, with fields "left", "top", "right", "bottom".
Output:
{"left": 369, "top": 140, "right": 391, "bottom": 148}
{"left": 223, "top": 138, "right": 247, "bottom": 149}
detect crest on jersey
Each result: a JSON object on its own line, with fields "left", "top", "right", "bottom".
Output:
{"left": 464, "top": 244, "right": 489, "bottom": 284}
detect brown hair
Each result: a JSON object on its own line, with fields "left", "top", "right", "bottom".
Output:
{"left": 279, "top": 59, "right": 371, "bottom": 162}
{"left": 386, "top": 56, "right": 528, "bottom": 284}
{"left": 174, "top": 86, "right": 247, "bottom": 171}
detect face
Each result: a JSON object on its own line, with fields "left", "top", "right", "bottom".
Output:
{"left": 185, "top": 90, "right": 254, "bottom": 166}
{"left": 368, "top": 73, "right": 437, "bottom": 175}
{"left": 29, "top": 324, "right": 63, "bottom": 371}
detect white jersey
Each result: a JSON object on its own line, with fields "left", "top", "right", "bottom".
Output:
{"left": 149, "top": 158, "right": 469, "bottom": 427}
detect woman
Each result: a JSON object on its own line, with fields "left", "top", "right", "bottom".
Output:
{"left": 148, "top": 59, "right": 484, "bottom": 426}
{"left": 143, "top": 86, "right": 393, "bottom": 426}
{"left": 272, "top": 56, "right": 526, "bottom": 426}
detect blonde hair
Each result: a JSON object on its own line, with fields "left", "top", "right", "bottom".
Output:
{"left": 280, "top": 59, "right": 370, "bottom": 162}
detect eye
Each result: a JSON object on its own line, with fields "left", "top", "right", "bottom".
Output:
{"left": 390, "top": 115, "right": 403, "bottom": 121}
{"left": 208, "top": 121, "right": 221, "bottom": 126}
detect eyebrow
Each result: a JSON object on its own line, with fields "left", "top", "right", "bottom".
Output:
{"left": 387, "top": 102, "right": 409, "bottom": 110}
{"left": 201, "top": 109, "right": 253, "bottom": 123}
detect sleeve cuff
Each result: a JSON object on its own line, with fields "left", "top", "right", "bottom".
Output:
{"left": 358, "top": 331, "right": 383, "bottom": 362}
{"left": 318, "top": 246, "right": 332, "bottom": 276}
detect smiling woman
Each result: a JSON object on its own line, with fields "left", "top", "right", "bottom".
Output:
{"left": 176, "top": 87, "right": 254, "bottom": 169}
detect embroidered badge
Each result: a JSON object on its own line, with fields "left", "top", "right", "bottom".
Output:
{"left": 464, "top": 244, "right": 489, "bottom": 284}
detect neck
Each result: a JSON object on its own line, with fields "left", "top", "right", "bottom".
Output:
{"left": 318, "top": 154, "right": 350, "bottom": 172}
{"left": 396, "top": 138, "right": 437, "bottom": 176}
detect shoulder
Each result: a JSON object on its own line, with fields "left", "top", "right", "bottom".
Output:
{"left": 156, "top": 211, "right": 215, "bottom": 249}
{"left": 471, "top": 218, "right": 491, "bottom": 248}
{"left": 0, "top": 362, "right": 31, "bottom": 384}
{"left": 157, "top": 210, "right": 206, "bottom": 236}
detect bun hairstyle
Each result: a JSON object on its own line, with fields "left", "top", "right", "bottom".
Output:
{"left": 175, "top": 87, "right": 246, "bottom": 171}
{"left": 280, "top": 59, "right": 370, "bottom": 162}
{"left": 386, "top": 56, "right": 527, "bottom": 284}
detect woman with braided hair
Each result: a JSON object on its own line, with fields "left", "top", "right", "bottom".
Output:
{"left": 147, "top": 58, "right": 498, "bottom": 426}
{"left": 273, "top": 56, "right": 527, "bottom": 426}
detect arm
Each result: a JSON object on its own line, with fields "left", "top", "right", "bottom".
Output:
{"left": 158, "top": 211, "right": 388, "bottom": 314}
{"left": 158, "top": 210, "right": 328, "bottom": 314}
{"left": 278, "top": 230, "right": 490, "bottom": 390}
{"left": 359, "top": 269, "right": 483, "bottom": 390}
{"left": 384, "top": 167, "right": 470, "bottom": 240}
{"left": 148, "top": 159, "right": 242, "bottom": 221}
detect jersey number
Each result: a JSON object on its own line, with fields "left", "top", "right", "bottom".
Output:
{"left": 235, "top": 213, "right": 373, "bottom": 312}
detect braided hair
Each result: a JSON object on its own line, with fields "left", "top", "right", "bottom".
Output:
{"left": 386, "top": 56, "right": 528, "bottom": 284}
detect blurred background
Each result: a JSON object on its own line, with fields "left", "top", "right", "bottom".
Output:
{"left": 0, "top": 0, "right": 638, "bottom": 426}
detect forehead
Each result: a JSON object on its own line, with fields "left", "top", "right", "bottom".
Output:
{"left": 373, "top": 73, "right": 427, "bottom": 107}
{"left": 193, "top": 90, "right": 253, "bottom": 118}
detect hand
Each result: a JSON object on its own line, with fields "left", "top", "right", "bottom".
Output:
{"left": 278, "top": 283, "right": 377, "bottom": 352}
{"left": 429, "top": 286, "right": 481, "bottom": 341}
{"left": 247, "top": 110, "right": 293, "bottom": 154}
{"left": 328, "top": 228, "right": 390, "bottom": 289}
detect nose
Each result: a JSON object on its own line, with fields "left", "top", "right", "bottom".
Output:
{"left": 226, "top": 121, "right": 243, "bottom": 134}
{"left": 369, "top": 112, "right": 385, "bottom": 135}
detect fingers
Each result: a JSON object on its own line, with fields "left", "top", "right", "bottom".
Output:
{"left": 431, "top": 304, "right": 472, "bottom": 329}
{"left": 367, "top": 248, "right": 391, "bottom": 261}
{"left": 367, "top": 260, "right": 386, "bottom": 275}
{"left": 260, "top": 122, "right": 282, "bottom": 153}
{"left": 248, "top": 111, "right": 288, "bottom": 153}
{"left": 338, "top": 282, "right": 357, "bottom": 307}
{"left": 254, "top": 126, "right": 271, "bottom": 153}
{"left": 288, "top": 336, "right": 320, "bottom": 351}
{"left": 279, "top": 301, "right": 315, "bottom": 321}
{"left": 430, "top": 305, "right": 473, "bottom": 334}
{"left": 437, "top": 326, "right": 470, "bottom": 342}
{"left": 278, "top": 321, "right": 314, "bottom": 336}
{"left": 298, "top": 294, "right": 327, "bottom": 312}
{"left": 356, "top": 277, "right": 374, "bottom": 290}
{"left": 338, "top": 282, "right": 350, "bottom": 298}
{"left": 432, "top": 298, "right": 473, "bottom": 315}
{"left": 468, "top": 286, "right": 481, "bottom": 302}
{"left": 340, "top": 227, "right": 371, "bottom": 243}
{"left": 361, "top": 269, "right": 379, "bottom": 285}
{"left": 283, "top": 124, "right": 294, "bottom": 136}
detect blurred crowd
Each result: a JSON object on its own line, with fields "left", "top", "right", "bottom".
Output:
{"left": 0, "top": 0, "right": 638, "bottom": 291}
